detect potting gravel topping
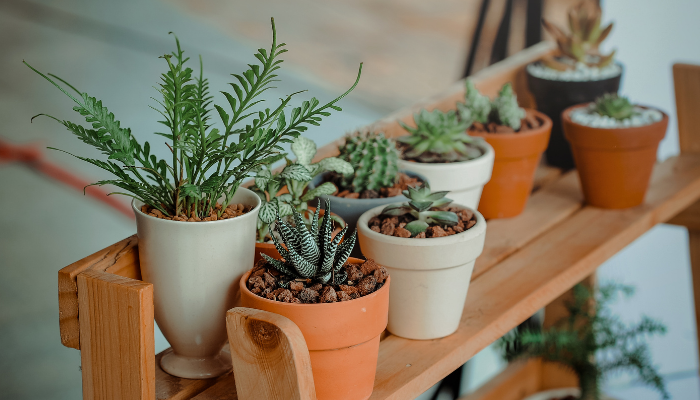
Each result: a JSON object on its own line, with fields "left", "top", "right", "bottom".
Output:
{"left": 376, "top": 184, "right": 476, "bottom": 238}
{"left": 327, "top": 172, "right": 422, "bottom": 199}
{"left": 526, "top": 61, "right": 622, "bottom": 82}
{"left": 571, "top": 94, "right": 663, "bottom": 128}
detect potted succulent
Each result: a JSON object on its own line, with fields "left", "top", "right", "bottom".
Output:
{"left": 526, "top": 0, "right": 622, "bottom": 170}
{"left": 26, "top": 19, "right": 362, "bottom": 379}
{"left": 562, "top": 94, "right": 668, "bottom": 209}
{"left": 357, "top": 184, "right": 486, "bottom": 339}
{"left": 396, "top": 109, "right": 495, "bottom": 208}
{"left": 308, "top": 131, "right": 426, "bottom": 256}
{"left": 239, "top": 201, "right": 390, "bottom": 400}
{"left": 251, "top": 135, "right": 352, "bottom": 258}
{"left": 499, "top": 283, "right": 669, "bottom": 400}
{"left": 459, "top": 81, "right": 552, "bottom": 219}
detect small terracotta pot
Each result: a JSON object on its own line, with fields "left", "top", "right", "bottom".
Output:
{"left": 239, "top": 261, "right": 390, "bottom": 400}
{"left": 523, "top": 388, "right": 618, "bottom": 400}
{"left": 254, "top": 207, "right": 342, "bottom": 263}
{"left": 471, "top": 109, "right": 552, "bottom": 219}
{"left": 562, "top": 105, "right": 669, "bottom": 209}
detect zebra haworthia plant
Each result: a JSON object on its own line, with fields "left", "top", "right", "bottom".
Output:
{"left": 380, "top": 184, "right": 458, "bottom": 236}
{"left": 262, "top": 200, "right": 357, "bottom": 286}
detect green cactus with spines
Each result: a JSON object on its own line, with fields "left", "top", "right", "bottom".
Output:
{"left": 491, "top": 83, "right": 526, "bottom": 130}
{"left": 337, "top": 131, "right": 400, "bottom": 193}
{"left": 263, "top": 200, "right": 356, "bottom": 286}
{"left": 594, "top": 93, "right": 637, "bottom": 121}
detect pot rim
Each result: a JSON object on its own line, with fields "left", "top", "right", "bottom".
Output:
{"left": 239, "top": 263, "right": 391, "bottom": 309}
{"left": 526, "top": 60, "right": 624, "bottom": 82}
{"left": 357, "top": 202, "right": 486, "bottom": 247}
{"left": 309, "top": 170, "right": 427, "bottom": 205}
{"left": 132, "top": 186, "right": 262, "bottom": 225}
{"left": 562, "top": 103, "right": 669, "bottom": 131}
{"left": 397, "top": 141, "right": 495, "bottom": 170}
{"left": 468, "top": 109, "right": 553, "bottom": 139}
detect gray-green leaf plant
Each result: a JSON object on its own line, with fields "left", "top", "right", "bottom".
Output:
{"left": 457, "top": 80, "right": 526, "bottom": 130}
{"left": 25, "top": 18, "right": 361, "bottom": 220}
{"left": 263, "top": 200, "right": 356, "bottom": 287}
{"left": 252, "top": 136, "right": 353, "bottom": 242}
{"left": 380, "top": 184, "right": 458, "bottom": 236}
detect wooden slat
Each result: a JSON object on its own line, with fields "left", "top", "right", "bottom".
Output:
{"left": 673, "top": 63, "right": 700, "bottom": 154}
{"left": 458, "top": 359, "right": 542, "bottom": 400}
{"left": 77, "top": 269, "right": 154, "bottom": 400}
{"left": 154, "top": 350, "right": 228, "bottom": 400}
{"left": 226, "top": 307, "right": 316, "bottom": 400}
{"left": 59, "top": 235, "right": 140, "bottom": 349}
{"left": 470, "top": 0, "right": 509, "bottom": 75}
{"left": 689, "top": 231, "right": 700, "bottom": 370}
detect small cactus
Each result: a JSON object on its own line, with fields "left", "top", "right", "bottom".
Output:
{"left": 541, "top": 0, "right": 615, "bottom": 71}
{"left": 593, "top": 93, "right": 637, "bottom": 121}
{"left": 458, "top": 80, "right": 526, "bottom": 131}
{"left": 491, "top": 83, "right": 526, "bottom": 130}
{"left": 337, "top": 131, "right": 400, "bottom": 193}
{"left": 263, "top": 200, "right": 356, "bottom": 286}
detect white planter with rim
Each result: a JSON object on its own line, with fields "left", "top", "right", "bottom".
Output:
{"left": 357, "top": 203, "right": 486, "bottom": 339}
{"left": 133, "top": 187, "right": 261, "bottom": 379}
{"left": 523, "top": 388, "right": 617, "bottom": 400}
{"left": 397, "top": 142, "right": 494, "bottom": 208}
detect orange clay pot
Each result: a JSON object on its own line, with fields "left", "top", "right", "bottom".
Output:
{"left": 470, "top": 109, "right": 552, "bottom": 219}
{"left": 240, "top": 261, "right": 390, "bottom": 400}
{"left": 254, "top": 207, "right": 343, "bottom": 263}
{"left": 562, "top": 105, "right": 669, "bottom": 209}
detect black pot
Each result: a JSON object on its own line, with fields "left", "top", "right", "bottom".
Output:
{"left": 526, "top": 63, "right": 623, "bottom": 170}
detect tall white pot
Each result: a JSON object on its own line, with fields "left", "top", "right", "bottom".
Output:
{"left": 397, "top": 142, "right": 494, "bottom": 208}
{"left": 133, "top": 187, "right": 261, "bottom": 379}
{"left": 357, "top": 204, "right": 486, "bottom": 339}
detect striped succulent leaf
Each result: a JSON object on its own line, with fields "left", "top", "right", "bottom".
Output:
{"left": 263, "top": 199, "right": 356, "bottom": 285}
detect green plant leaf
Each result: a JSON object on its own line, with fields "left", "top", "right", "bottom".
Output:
{"left": 314, "top": 157, "right": 353, "bottom": 175}
{"left": 259, "top": 201, "right": 277, "bottom": 224}
{"left": 381, "top": 203, "right": 411, "bottom": 216}
{"left": 405, "top": 220, "right": 429, "bottom": 236}
{"left": 301, "top": 182, "right": 337, "bottom": 201}
{"left": 280, "top": 163, "right": 313, "bottom": 182}
{"left": 291, "top": 136, "right": 316, "bottom": 165}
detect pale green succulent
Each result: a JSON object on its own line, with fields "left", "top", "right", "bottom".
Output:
{"left": 459, "top": 80, "right": 491, "bottom": 124}
{"left": 594, "top": 94, "right": 637, "bottom": 121}
{"left": 491, "top": 83, "right": 526, "bottom": 130}
{"left": 252, "top": 136, "right": 353, "bottom": 242}
{"left": 458, "top": 80, "right": 526, "bottom": 131}
{"left": 263, "top": 200, "right": 356, "bottom": 286}
{"left": 380, "top": 184, "right": 458, "bottom": 236}
{"left": 338, "top": 131, "right": 400, "bottom": 193}
{"left": 398, "top": 109, "right": 483, "bottom": 163}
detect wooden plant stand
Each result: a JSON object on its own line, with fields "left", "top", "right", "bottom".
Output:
{"left": 57, "top": 43, "right": 700, "bottom": 400}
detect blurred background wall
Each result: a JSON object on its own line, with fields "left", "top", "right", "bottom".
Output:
{"left": 1, "top": 0, "right": 700, "bottom": 399}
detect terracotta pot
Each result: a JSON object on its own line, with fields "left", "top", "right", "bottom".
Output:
{"left": 523, "top": 387, "right": 617, "bottom": 400}
{"left": 133, "top": 187, "right": 261, "bottom": 379}
{"left": 254, "top": 207, "right": 343, "bottom": 263}
{"left": 357, "top": 204, "right": 486, "bottom": 339}
{"left": 526, "top": 62, "right": 623, "bottom": 170}
{"left": 471, "top": 109, "right": 552, "bottom": 219}
{"left": 562, "top": 105, "right": 669, "bottom": 209}
{"left": 397, "top": 142, "right": 495, "bottom": 208}
{"left": 239, "top": 261, "right": 390, "bottom": 400}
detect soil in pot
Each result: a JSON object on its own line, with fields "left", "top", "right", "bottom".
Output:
{"left": 140, "top": 202, "right": 252, "bottom": 221}
{"left": 526, "top": 62, "right": 623, "bottom": 170}
{"left": 326, "top": 171, "right": 421, "bottom": 199}
{"left": 562, "top": 104, "right": 669, "bottom": 209}
{"left": 367, "top": 207, "right": 477, "bottom": 238}
{"left": 469, "top": 109, "right": 552, "bottom": 219}
{"left": 240, "top": 258, "right": 390, "bottom": 400}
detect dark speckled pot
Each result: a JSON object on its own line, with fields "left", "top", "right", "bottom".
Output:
{"left": 308, "top": 171, "right": 427, "bottom": 257}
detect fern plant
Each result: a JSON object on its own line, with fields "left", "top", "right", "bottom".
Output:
{"left": 263, "top": 200, "right": 356, "bottom": 286}
{"left": 25, "top": 18, "right": 361, "bottom": 220}
{"left": 251, "top": 136, "right": 353, "bottom": 242}
{"left": 498, "top": 283, "right": 669, "bottom": 400}
{"left": 380, "top": 184, "right": 458, "bottom": 236}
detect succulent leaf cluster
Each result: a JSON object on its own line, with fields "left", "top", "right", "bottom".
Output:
{"left": 457, "top": 81, "right": 526, "bottom": 131}
{"left": 498, "top": 283, "right": 669, "bottom": 400}
{"left": 337, "top": 131, "right": 400, "bottom": 193}
{"left": 398, "top": 110, "right": 483, "bottom": 163}
{"left": 263, "top": 200, "right": 356, "bottom": 286}
{"left": 381, "top": 184, "right": 458, "bottom": 236}
{"left": 541, "top": 0, "right": 615, "bottom": 71}
{"left": 593, "top": 93, "right": 637, "bottom": 121}
{"left": 252, "top": 136, "right": 353, "bottom": 242}
{"left": 25, "top": 19, "right": 362, "bottom": 219}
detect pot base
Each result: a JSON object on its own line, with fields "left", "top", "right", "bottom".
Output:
{"left": 160, "top": 347, "right": 232, "bottom": 379}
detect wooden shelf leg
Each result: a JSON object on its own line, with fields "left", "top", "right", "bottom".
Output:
{"left": 688, "top": 230, "right": 700, "bottom": 370}
{"left": 226, "top": 307, "right": 316, "bottom": 400}
{"left": 77, "top": 270, "right": 155, "bottom": 400}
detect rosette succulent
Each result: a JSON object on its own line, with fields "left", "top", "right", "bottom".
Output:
{"left": 337, "top": 131, "right": 400, "bottom": 193}
{"left": 380, "top": 184, "right": 458, "bottom": 236}
{"left": 593, "top": 93, "right": 637, "bottom": 121}
{"left": 398, "top": 109, "right": 483, "bottom": 163}
{"left": 541, "top": 0, "right": 615, "bottom": 71}
{"left": 262, "top": 200, "right": 356, "bottom": 286}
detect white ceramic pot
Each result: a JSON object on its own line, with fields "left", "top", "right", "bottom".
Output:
{"left": 522, "top": 387, "right": 617, "bottom": 400}
{"left": 357, "top": 204, "right": 486, "bottom": 339}
{"left": 133, "top": 187, "right": 261, "bottom": 379}
{"left": 397, "top": 142, "right": 494, "bottom": 208}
